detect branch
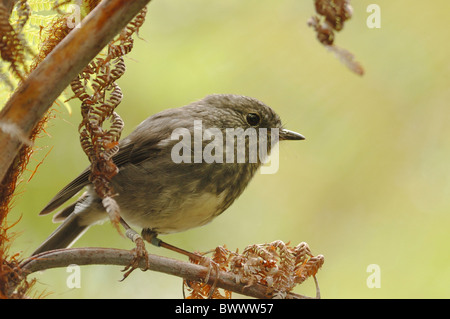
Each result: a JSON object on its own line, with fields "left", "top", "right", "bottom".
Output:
{"left": 11, "top": 248, "right": 314, "bottom": 299}
{"left": 0, "top": 0, "right": 151, "bottom": 182}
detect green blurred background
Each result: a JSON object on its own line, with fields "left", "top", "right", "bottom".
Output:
{"left": 7, "top": 0, "right": 450, "bottom": 298}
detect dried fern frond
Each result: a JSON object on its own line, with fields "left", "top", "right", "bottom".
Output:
{"left": 1, "top": 1, "right": 75, "bottom": 109}
{"left": 69, "top": 5, "right": 147, "bottom": 230}
{"left": 30, "top": 14, "right": 71, "bottom": 71}
{"left": 184, "top": 241, "right": 324, "bottom": 299}
{"left": 0, "top": 1, "right": 31, "bottom": 82}
{"left": 308, "top": 0, "right": 364, "bottom": 75}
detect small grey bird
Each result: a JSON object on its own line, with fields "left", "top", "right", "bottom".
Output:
{"left": 32, "top": 94, "right": 304, "bottom": 255}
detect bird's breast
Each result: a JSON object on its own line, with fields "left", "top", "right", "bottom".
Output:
{"left": 123, "top": 191, "right": 226, "bottom": 234}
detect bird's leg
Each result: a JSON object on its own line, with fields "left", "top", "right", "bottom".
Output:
{"left": 141, "top": 228, "right": 220, "bottom": 297}
{"left": 119, "top": 218, "right": 150, "bottom": 281}
{"left": 141, "top": 228, "right": 203, "bottom": 263}
{"left": 140, "top": 228, "right": 162, "bottom": 247}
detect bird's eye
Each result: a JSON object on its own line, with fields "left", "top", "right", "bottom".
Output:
{"left": 246, "top": 113, "right": 260, "bottom": 126}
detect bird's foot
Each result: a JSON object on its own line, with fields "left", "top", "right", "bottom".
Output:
{"left": 120, "top": 228, "right": 150, "bottom": 281}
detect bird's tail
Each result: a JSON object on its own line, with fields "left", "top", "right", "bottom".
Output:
{"left": 32, "top": 203, "right": 89, "bottom": 256}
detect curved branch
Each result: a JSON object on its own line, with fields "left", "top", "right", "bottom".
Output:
{"left": 13, "top": 247, "right": 313, "bottom": 299}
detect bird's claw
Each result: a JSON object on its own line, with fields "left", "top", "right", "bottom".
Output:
{"left": 120, "top": 234, "right": 150, "bottom": 281}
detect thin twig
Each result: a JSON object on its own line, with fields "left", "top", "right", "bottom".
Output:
{"left": 11, "top": 247, "right": 314, "bottom": 299}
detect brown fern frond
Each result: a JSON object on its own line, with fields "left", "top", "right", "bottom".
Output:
{"left": 71, "top": 6, "right": 148, "bottom": 229}
{"left": 308, "top": 0, "right": 364, "bottom": 75}
{"left": 30, "top": 14, "right": 72, "bottom": 72}
{"left": 0, "top": 2, "right": 29, "bottom": 82}
{"left": 184, "top": 241, "right": 324, "bottom": 299}
{"left": 15, "top": 0, "right": 30, "bottom": 31}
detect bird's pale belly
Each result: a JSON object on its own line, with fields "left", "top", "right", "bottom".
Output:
{"left": 120, "top": 191, "right": 226, "bottom": 234}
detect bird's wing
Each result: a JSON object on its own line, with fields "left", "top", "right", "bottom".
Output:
{"left": 39, "top": 107, "right": 190, "bottom": 216}
{"left": 39, "top": 168, "right": 91, "bottom": 215}
{"left": 39, "top": 124, "right": 169, "bottom": 216}
{"left": 111, "top": 138, "right": 163, "bottom": 167}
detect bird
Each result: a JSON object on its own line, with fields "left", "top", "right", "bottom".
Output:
{"left": 32, "top": 94, "right": 305, "bottom": 256}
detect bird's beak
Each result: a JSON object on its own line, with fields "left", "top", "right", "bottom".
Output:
{"left": 279, "top": 128, "right": 305, "bottom": 141}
